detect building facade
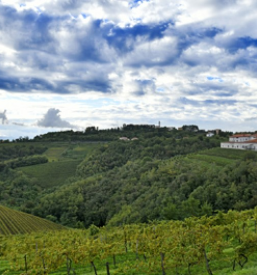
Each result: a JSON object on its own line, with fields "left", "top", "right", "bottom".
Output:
{"left": 221, "top": 134, "right": 257, "bottom": 151}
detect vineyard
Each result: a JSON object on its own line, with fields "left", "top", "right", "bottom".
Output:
{"left": 0, "top": 205, "right": 64, "bottom": 235}
{"left": 187, "top": 153, "right": 234, "bottom": 167}
{"left": 43, "top": 143, "right": 101, "bottom": 162}
{"left": 1, "top": 209, "right": 257, "bottom": 274}
{"left": 18, "top": 160, "right": 81, "bottom": 188}
{"left": 15, "top": 142, "right": 101, "bottom": 188}
{"left": 197, "top": 148, "right": 254, "bottom": 160}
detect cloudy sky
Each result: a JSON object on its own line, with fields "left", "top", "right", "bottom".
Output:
{"left": 0, "top": 0, "right": 257, "bottom": 139}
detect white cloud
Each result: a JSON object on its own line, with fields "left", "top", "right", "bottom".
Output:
{"left": 1, "top": 0, "right": 257, "bottom": 139}
{"left": 37, "top": 108, "right": 77, "bottom": 128}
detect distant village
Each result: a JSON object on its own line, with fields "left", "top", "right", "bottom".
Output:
{"left": 118, "top": 122, "right": 222, "bottom": 141}
{"left": 2, "top": 122, "right": 254, "bottom": 147}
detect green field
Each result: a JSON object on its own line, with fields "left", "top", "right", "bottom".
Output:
{"left": 187, "top": 153, "right": 235, "bottom": 166}
{"left": 18, "top": 160, "right": 81, "bottom": 188}
{"left": 60, "top": 143, "right": 100, "bottom": 161}
{"left": 15, "top": 142, "right": 100, "bottom": 188}
{"left": 186, "top": 147, "right": 257, "bottom": 167}
{"left": 44, "top": 146, "right": 67, "bottom": 162}
{"left": 198, "top": 147, "right": 257, "bottom": 160}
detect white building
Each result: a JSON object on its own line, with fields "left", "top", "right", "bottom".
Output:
{"left": 206, "top": 132, "right": 214, "bottom": 137}
{"left": 119, "top": 137, "right": 130, "bottom": 141}
{"left": 221, "top": 134, "right": 257, "bottom": 151}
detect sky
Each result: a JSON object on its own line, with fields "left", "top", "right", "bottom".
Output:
{"left": 1, "top": 0, "right": 257, "bottom": 140}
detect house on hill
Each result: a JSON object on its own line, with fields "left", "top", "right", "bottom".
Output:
{"left": 206, "top": 132, "right": 214, "bottom": 137}
{"left": 119, "top": 137, "right": 130, "bottom": 141}
{"left": 221, "top": 134, "right": 257, "bottom": 150}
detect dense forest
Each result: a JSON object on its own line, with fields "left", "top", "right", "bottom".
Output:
{"left": 2, "top": 125, "right": 256, "bottom": 229}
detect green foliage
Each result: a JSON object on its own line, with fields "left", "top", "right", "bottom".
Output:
{"left": 9, "top": 134, "right": 256, "bottom": 228}
{"left": 0, "top": 143, "right": 47, "bottom": 161}
{"left": 89, "top": 224, "right": 100, "bottom": 236}
{"left": 5, "top": 155, "right": 48, "bottom": 169}
{"left": 2, "top": 128, "right": 257, "bottom": 232}
{"left": 243, "top": 151, "right": 257, "bottom": 161}
{"left": 2, "top": 210, "right": 257, "bottom": 275}
{"left": 108, "top": 205, "right": 135, "bottom": 226}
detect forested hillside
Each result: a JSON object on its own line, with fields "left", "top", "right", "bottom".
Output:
{"left": 2, "top": 126, "right": 257, "bottom": 229}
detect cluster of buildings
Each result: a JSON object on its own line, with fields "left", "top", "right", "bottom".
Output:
{"left": 119, "top": 137, "right": 139, "bottom": 141}
{"left": 221, "top": 134, "right": 257, "bottom": 151}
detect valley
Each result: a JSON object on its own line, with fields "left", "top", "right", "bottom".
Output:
{"left": 1, "top": 127, "right": 257, "bottom": 274}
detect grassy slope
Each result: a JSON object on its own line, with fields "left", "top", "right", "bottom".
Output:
{"left": 0, "top": 205, "right": 64, "bottom": 235}
{"left": 43, "top": 142, "right": 100, "bottom": 162}
{"left": 44, "top": 146, "right": 67, "bottom": 162}
{"left": 18, "top": 142, "right": 100, "bottom": 188}
{"left": 198, "top": 147, "right": 254, "bottom": 159}
{"left": 186, "top": 147, "right": 257, "bottom": 167}
{"left": 18, "top": 160, "right": 81, "bottom": 188}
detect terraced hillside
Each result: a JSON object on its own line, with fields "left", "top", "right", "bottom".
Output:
{"left": 0, "top": 205, "right": 65, "bottom": 235}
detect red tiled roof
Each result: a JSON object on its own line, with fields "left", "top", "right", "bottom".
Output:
{"left": 222, "top": 142, "right": 245, "bottom": 144}
{"left": 230, "top": 134, "right": 251, "bottom": 138}
{"left": 222, "top": 139, "right": 257, "bottom": 144}
{"left": 244, "top": 139, "right": 257, "bottom": 143}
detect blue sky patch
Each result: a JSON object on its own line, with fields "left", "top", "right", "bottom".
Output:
{"left": 207, "top": 76, "right": 224, "bottom": 82}
{"left": 130, "top": 0, "right": 150, "bottom": 9}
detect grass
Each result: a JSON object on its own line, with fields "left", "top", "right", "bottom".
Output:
{"left": 187, "top": 153, "right": 235, "bottom": 166}
{"left": 185, "top": 147, "right": 257, "bottom": 167}
{"left": 199, "top": 147, "right": 257, "bottom": 160}
{"left": 44, "top": 146, "right": 67, "bottom": 162}
{"left": 2, "top": 250, "right": 257, "bottom": 275}
{"left": 60, "top": 143, "right": 100, "bottom": 161}
{"left": 18, "top": 160, "right": 81, "bottom": 188}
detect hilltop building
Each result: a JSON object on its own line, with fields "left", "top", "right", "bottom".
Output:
{"left": 206, "top": 132, "right": 215, "bottom": 137}
{"left": 119, "top": 137, "right": 130, "bottom": 141}
{"left": 207, "top": 129, "right": 221, "bottom": 135}
{"left": 221, "top": 134, "right": 257, "bottom": 151}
